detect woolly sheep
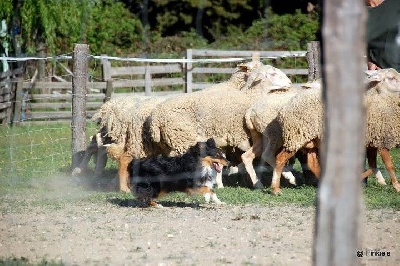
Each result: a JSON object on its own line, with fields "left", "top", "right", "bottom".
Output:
{"left": 241, "top": 86, "right": 304, "bottom": 189}
{"left": 269, "top": 69, "right": 400, "bottom": 194}
{"left": 72, "top": 95, "right": 173, "bottom": 192}
{"left": 71, "top": 96, "right": 147, "bottom": 177}
{"left": 362, "top": 68, "right": 400, "bottom": 192}
{"left": 103, "top": 96, "right": 174, "bottom": 192}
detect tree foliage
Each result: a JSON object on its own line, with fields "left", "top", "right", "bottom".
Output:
{"left": 87, "top": 0, "right": 143, "bottom": 55}
{"left": 0, "top": 0, "right": 320, "bottom": 57}
{"left": 1, "top": 0, "right": 143, "bottom": 56}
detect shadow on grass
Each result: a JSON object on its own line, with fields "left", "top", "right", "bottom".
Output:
{"left": 107, "top": 197, "right": 204, "bottom": 209}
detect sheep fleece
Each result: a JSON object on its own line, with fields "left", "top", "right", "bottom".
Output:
{"left": 364, "top": 93, "right": 400, "bottom": 149}
{"left": 278, "top": 88, "right": 324, "bottom": 151}
{"left": 149, "top": 90, "right": 269, "bottom": 154}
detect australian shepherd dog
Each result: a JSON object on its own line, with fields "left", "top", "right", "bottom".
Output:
{"left": 130, "top": 138, "right": 230, "bottom": 207}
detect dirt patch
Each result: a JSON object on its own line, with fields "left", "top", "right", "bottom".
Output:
{"left": 0, "top": 176, "right": 399, "bottom": 265}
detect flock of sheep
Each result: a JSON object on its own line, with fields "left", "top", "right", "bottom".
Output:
{"left": 72, "top": 60, "right": 400, "bottom": 196}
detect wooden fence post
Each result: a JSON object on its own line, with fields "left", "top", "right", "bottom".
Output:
{"left": 307, "top": 41, "right": 321, "bottom": 81}
{"left": 185, "top": 49, "right": 193, "bottom": 93}
{"left": 252, "top": 52, "right": 260, "bottom": 62}
{"left": 71, "top": 44, "right": 89, "bottom": 168}
{"left": 12, "top": 77, "right": 23, "bottom": 125}
{"left": 313, "top": 0, "right": 365, "bottom": 265}
{"left": 145, "top": 63, "right": 151, "bottom": 96}
{"left": 101, "top": 55, "right": 111, "bottom": 81}
{"left": 104, "top": 79, "right": 113, "bottom": 102}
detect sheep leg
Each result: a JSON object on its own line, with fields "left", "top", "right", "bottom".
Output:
{"left": 271, "top": 150, "right": 296, "bottom": 195}
{"left": 306, "top": 149, "right": 321, "bottom": 179}
{"left": 241, "top": 139, "right": 264, "bottom": 189}
{"left": 379, "top": 148, "right": 400, "bottom": 192}
{"left": 118, "top": 152, "right": 133, "bottom": 193}
{"left": 363, "top": 147, "right": 387, "bottom": 185}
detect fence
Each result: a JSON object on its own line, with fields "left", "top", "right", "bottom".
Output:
{"left": 0, "top": 66, "right": 23, "bottom": 125}
{"left": 0, "top": 43, "right": 320, "bottom": 124}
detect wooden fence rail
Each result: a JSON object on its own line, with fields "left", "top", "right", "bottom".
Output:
{"left": 1, "top": 46, "right": 320, "bottom": 124}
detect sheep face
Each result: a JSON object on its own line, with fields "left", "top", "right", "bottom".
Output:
{"left": 365, "top": 68, "right": 400, "bottom": 93}
{"left": 264, "top": 66, "right": 292, "bottom": 89}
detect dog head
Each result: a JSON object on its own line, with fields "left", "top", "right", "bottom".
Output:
{"left": 192, "top": 139, "right": 230, "bottom": 188}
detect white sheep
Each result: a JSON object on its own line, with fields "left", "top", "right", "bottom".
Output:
{"left": 241, "top": 86, "right": 305, "bottom": 189}
{"left": 362, "top": 68, "right": 400, "bottom": 192}
{"left": 268, "top": 69, "right": 400, "bottom": 194}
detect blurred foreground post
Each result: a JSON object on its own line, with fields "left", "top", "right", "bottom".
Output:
{"left": 71, "top": 44, "right": 89, "bottom": 168}
{"left": 314, "top": 0, "right": 366, "bottom": 265}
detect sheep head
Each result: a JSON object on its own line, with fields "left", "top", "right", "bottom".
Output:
{"left": 241, "top": 65, "right": 292, "bottom": 91}
{"left": 229, "top": 60, "right": 264, "bottom": 87}
{"left": 365, "top": 68, "right": 400, "bottom": 93}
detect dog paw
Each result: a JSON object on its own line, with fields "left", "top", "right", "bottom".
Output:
{"left": 216, "top": 183, "right": 224, "bottom": 189}
{"left": 253, "top": 181, "right": 264, "bottom": 189}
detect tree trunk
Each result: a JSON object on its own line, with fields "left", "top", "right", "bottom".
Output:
{"left": 314, "top": 0, "right": 366, "bottom": 265}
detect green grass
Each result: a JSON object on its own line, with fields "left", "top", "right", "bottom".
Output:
{"left": 0, "top": 123, "right": 399, "bottom": 211}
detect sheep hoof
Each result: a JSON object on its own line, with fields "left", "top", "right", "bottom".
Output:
{"left": 120, "top": 186, "right": 131, "bottom": 193}
{"left": 271, "top": 188, "right": 282, "bottom": 195}
{"left": 393, "top": 183, "right": 400, "bottom": 193}
{"left": 377, "top": 180, "right": 387, "bottom": 186}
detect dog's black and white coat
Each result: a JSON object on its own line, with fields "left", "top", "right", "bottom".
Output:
{"left": 130, "top": 138, "right": 230, "bottom": 207}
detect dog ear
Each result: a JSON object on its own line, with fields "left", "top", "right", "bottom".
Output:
{"left": 194, "top": 141, "right": 206, "bottom": 156}
{"left": 206, "top": 138, "right": 217, "bottom": 148}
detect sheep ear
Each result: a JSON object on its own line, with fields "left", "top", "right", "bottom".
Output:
{"left": 364, "top": 70, "right": 381, "bottom": 82}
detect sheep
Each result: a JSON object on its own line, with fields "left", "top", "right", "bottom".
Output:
{"left": 241, "top": 86, "right": 307, "bottom": 189}
{"left": 148, "top": 64, "right": 293, "bottom": 189}
{"left": 268, "top": 69, "right": 400, "bottom": 194}
{"left": 71, "top": 95, "right": 153, "bottom": 177}
{"left": 362, "top": 68, "right": 400, "bottom": 192}
{"left": 99, "top": 95, "right": 174, "bottom": 192}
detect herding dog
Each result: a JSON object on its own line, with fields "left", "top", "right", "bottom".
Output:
{"left": 130, "top": 138, "right": 230, "bottom": 207}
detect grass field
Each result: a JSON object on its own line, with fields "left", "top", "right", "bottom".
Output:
{"left": 0, "top": 123, "right": 399, "bottom": 210}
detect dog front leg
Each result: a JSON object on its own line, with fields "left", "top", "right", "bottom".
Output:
{"left": 193, "top": 187, "right": 225, "bottom": 205}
